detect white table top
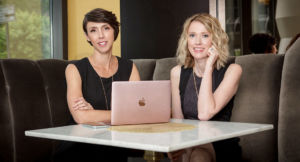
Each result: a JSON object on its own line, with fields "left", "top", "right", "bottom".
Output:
{"left": 25, "top": 119, "right": 273, "bottom": 152}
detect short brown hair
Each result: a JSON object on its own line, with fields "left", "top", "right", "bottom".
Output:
{"left": 83, "top": 8, "right": 120, "bottom": 45}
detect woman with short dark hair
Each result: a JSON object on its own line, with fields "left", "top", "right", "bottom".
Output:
{"left": 66, "top": 7, "right": 140, "bottom": 125}
{"left": 55, "top": 8, "right": 140, "bottom": 161}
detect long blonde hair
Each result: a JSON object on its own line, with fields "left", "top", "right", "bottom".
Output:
{"left": 176, "top": 13, "right": 229, "bottom": 70}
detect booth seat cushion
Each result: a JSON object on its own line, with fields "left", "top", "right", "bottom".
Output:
{"left": 0, "top": 59, "right": 53, "bottom": 162}
{"left": 0, "top": 60, "right": 13, "bottom": 162}
{"left": 153, "top": 57, "right": 177, "bottom": 80}
{"left": 232, "top": 54, "right": 284, "bottom": 162}
{"left": 278, "top": 38, "right": 300, "bottom": 162}
{"left": 132, "top": 59, "right": 156, "bottom": 80}
{"left": 37, "top": 59, "right": 70, "bottom": 127}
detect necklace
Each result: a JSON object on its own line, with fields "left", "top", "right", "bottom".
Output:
{"left": 192, "top": 69, "right": 199, "bottom": 97}
{"left": 98, "top": 57, "right": 114, "bottom": 110}
{"left": 99, "top": 75, "right": 113, "bottom": 110}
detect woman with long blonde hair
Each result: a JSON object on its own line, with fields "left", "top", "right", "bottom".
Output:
{"left": 169, "top": 13, "right": 242, "bottom": 162}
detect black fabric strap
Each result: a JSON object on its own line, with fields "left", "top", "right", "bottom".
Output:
{"left": 179, "top": 66, "right": 192, "bottom": 117}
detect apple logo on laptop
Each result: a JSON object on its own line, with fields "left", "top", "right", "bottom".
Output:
{"left": 139, "top": 97, "right": 146, "bottom": 106}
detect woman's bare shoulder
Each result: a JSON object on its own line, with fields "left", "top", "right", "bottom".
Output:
{"left": 65, "top": 63, "right": 76, "bottom": 73}
{"left": 227, "top": 63, "right": 242, "bottom": 74}
{"left": 65, "top": 64, "right": 81, "bottom": 78}
{"left": 224, "top": 63, "right": 242, "bottom": 80}
{"left": 171, "top": 65, "right": 182, "bottom": 78}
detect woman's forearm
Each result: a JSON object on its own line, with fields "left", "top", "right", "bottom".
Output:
{"left": 72, "top": 109, "right": 111, "bottom": 124}
{"left": 197, "top": 67, "right": 215, "bottom": 120}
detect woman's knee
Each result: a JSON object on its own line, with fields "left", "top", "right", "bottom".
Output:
{"left": 189, "top": 145, "right": 216, "bottom": 162}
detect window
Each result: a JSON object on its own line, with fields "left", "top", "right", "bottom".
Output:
{"left": 212, "top": 0, "right": 278, "bottom": 55}
{"left": 0, "top": 0, "right": 67, "bottom": 59}
{"left": 226, "top": 0, "right": 278, "bottom": 55}
{"left": 0, "top": 0, "right": 51, "bottom": 59}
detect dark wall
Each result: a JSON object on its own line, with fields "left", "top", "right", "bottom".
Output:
{"left": 120, "top": 0, "right": 209, "bottom": 59}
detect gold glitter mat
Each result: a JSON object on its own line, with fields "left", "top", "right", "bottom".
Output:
{"left": 108, "top": 122, "right": 195, "bottom": 133}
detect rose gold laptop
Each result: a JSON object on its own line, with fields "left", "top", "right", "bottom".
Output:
{"left": 111, "top": 80, "right": 171, "bottom": 125}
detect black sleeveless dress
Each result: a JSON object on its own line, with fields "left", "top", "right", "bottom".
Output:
{"left": 179, "top": 64, "right": 242, "bottom": 162}
{"left": 54, "top": 56, "right": 135, "bottom": 162}
{"left": 75, "top": 56, "right": 132, "bottom": 110}
{"left": 67, "top": 56, "right": 132, "bottom": 124}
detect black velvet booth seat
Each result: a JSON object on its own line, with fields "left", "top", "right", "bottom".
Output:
{"left": 0, "top": 59, "right": 71, "bottom": 162}
{"left": 1, "top": 38, "right": 300, "bottom": 162}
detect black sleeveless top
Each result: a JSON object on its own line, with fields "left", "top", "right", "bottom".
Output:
{"left": 179, "top": 65, "right": 234, "bottom": 121}
{"left": 74, "top": 56, "right": 133, "bottom": 110}
{"left": 179, "top": 63, "right": 242, "bottom": 161}
{"left": 56, "top": 56, "right": 133, "bottom": 159}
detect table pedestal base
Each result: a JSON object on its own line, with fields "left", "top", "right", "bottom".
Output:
{"left": 143, "top": 151, "right": 164, "bottom": 162}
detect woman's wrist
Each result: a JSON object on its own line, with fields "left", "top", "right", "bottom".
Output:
{"left": 204, "top": 66, "right": 214, "bottom": 75}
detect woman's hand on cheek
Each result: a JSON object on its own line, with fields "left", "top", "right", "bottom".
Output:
{"left": 206, "top": 46, "right": 219, "bottom": 68}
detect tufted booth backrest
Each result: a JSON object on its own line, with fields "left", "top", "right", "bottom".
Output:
{"left": 231, "top": 54, "right": 284, "bottom": 162}
{"left": 278, "top": 38, "right": 300, "bottom": 162}
{"left": 0, "top": 59, "right": 70, "bottom": 162}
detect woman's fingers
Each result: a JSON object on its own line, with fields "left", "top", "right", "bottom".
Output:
{"left": 72, "top": 98, "right": 93, "bottom": 110}
{"left": 72, "top": 99, "right": 83, "bottom": 109}
{"left": 73, "top": 97, "right": 84, "bottom": 103}
{"left": 207, "top": 47, "right": 219, "bottom": 68}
